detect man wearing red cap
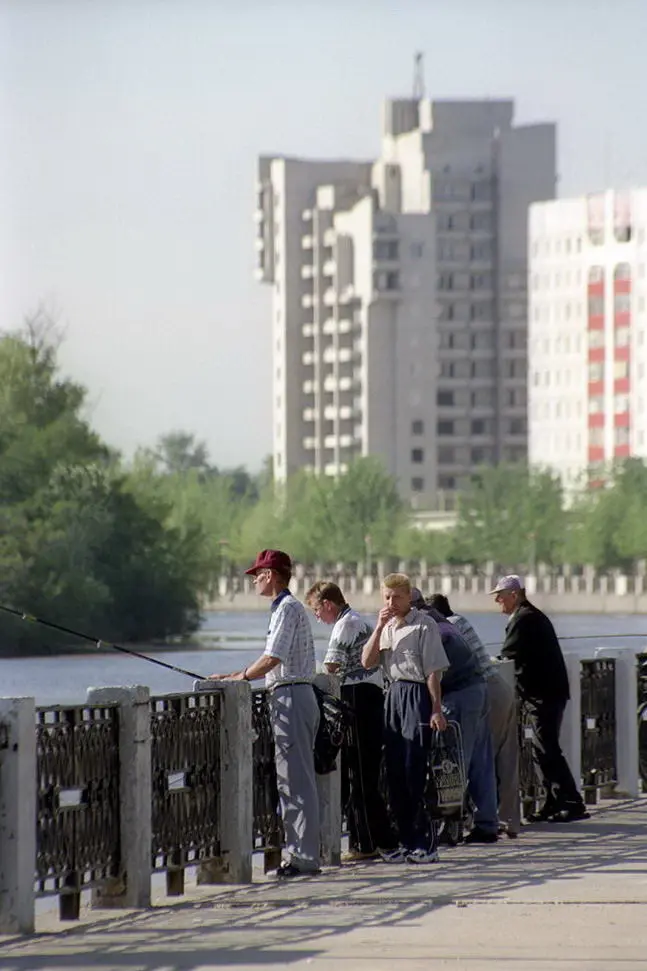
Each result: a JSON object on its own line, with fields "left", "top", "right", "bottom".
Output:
{"left": 210, "top": 549, "right": 321, "bottom": 877}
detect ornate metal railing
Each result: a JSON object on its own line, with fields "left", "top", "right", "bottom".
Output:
{"left": 251, "top": 689, "right": 282, "bottom": 869}
{"left": 580, "top": 658, "right": 617, "bottom": 799}
{"left": 638, "top": 653, "right": 647, "bottom": 790}
{"left": 517, "top": 702, "right": 545, "bottom": 815}
{"left": 36, "top": 704, "right": 121, "bottom": 920}
{"left": 150, "top": 691, "right": 222, "bottom": 895}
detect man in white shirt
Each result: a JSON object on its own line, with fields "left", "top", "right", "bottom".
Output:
{"left": 362, "top": 573, "right": 448, "bottom": 864}
{"left": 306, "top": 580, "right": 395, "bottom": 861}
{"left": 210, "top": 549, "right": 320, "bottom": 878}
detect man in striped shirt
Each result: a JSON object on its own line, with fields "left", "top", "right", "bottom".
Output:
{"left": 429, "top": 594, "right": 521, "bottom": 838}
{"left": 210, "top": 549, "right": 321, "bottom": 877}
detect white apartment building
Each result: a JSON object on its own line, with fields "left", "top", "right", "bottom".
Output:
{"left": 529, "top": 189, "right": 647, "bottom": 488}
{"left": 256, "top": 97, "right": 556, "bottom": 500}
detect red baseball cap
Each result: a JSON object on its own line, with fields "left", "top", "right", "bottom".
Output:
{"left": 244, "top": 549, "right": 292, "bottom": 576}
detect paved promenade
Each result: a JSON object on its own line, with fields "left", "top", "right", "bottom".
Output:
{"left": 1, "top": 797, "right": 646, "bottom": 971}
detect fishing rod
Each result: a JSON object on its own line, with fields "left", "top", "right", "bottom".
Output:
{"left": 0, "top": 603, "right": 207, "bottom": 681}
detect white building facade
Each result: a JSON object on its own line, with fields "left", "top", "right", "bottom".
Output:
{"left": 256, "top": 98, "right": 556, "bottom": 500}
{"left": 529, "top": 190, "right": 647, "bottom": 488}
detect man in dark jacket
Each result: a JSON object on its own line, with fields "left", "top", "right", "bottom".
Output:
{"left": 492, "top": 575, "right": 589, "bottom": 823}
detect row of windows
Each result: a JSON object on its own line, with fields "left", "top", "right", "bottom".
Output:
{"left": 437, "top": 418, "right": 526, "bottom": 436}
{"left": 437, "top": 212, "right": 493, "bottom": 232}
{"left": 532, "top": 360, "right": 647, "bottom": 387}
{"left": 438, "top": 272, "right": 493, "bottom": 291}
{"left": 433, "top": 179, "right": 493, "bottom": 202}
{"left": 588, "top": 293, "right": 632, "bottom": 314}
{"left": 589, "top": 427, "right": 631, "bottom": 446}
{"left": 440, "top": 359, "right": 526, "bottom": 379}
{"left": 438, "top": 241, "right": 493, "bottom": 262}
{"left": 531, "top": 263, "right": 645, "bottom": 291}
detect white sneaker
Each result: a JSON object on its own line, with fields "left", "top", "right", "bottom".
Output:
{"left": 406, "top": 848, "right": 440, "bottom": 864}
{"left": 378, "top": 846, "right": 408, "bottom": 863}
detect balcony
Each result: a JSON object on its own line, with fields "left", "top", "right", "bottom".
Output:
{"left": 301, "top": 264, "right": 315, "bottom": 280}
{"left": 323, "top": 288, "right": 336, "bottom": 307}
{"left": 301, "top": 235, "right": 314, "bottom": 250}
{"left": 303, "top": 408, "right": 316, "bottom": 422}
{"left": 323, "top": 227, "right": 336, "bottom": 246}
{"left": 302, "top": 293, "right": 314, "bottom": 309}
{"left": 302, "top": 323, "right": 315, "bottom": 338}
{"left": 302, "top": 208, "right": 313, "bottom": 222}
{"left": 303, "top": 437, "right": 316, "bottom": 450}
{"left": 322, "top": 259, "right": 336, "bottom": 278}
{"left": 302, "top": 351, "right": 315, "bottom": 366}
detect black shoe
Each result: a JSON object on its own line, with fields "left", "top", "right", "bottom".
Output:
{"left": 549, "top": 806, "right": 590, "bottom": 823}
{"left": 464, "top": 827, "right": 498, "bottom": 844}
{"left": 275, "top": 861, "right": 322, "bottom": 879}
{"left": 526, "top": 807, "right": 557, "bottom": 823}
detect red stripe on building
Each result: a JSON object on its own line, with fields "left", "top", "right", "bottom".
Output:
{"left": 614, "top": 377, "right": 630, "bottom": 393}
{"left": 588, "top": 412, "right": 604, "bottom": 428}
{"left": 588, "top": 446, "right": 605, "bottom": 462}
{"left": 614, "top": 444, "right": 631, "bottom": 458}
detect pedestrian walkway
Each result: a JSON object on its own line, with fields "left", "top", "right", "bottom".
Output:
{"left": 1, "top": 798, "right": 646, "bottom": 970}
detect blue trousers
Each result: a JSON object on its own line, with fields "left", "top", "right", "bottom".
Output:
{"left": 384, "top": 681, "right": 436, "bottom": 852}
{"left": 442, "top": 681, "right": 498, "bottom": 834}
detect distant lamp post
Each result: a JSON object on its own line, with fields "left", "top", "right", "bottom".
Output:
{"left": 218, "top": 538, "right": 230, "bottom": 577}
{"left": 364, "top": 533, "right": 373, "bottom": 577}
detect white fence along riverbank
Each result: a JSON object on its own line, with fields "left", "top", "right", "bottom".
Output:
{"left": 212, "top": 568, "right": 647, "bottom": 614}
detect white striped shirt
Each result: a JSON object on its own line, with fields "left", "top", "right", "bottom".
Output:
{"left": 264, "top": 591, "right": 316, "bottom": 689}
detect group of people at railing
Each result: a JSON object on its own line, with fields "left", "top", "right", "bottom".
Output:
{"left": 209, "top": 549, "right": 589, "bottom": 877}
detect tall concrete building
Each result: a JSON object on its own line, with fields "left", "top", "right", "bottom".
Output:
{"left": 255, "top": 97, "right": 556, "bottom": 501}
{"left": 529, "top": 189, "right": 647, "bottom": 489}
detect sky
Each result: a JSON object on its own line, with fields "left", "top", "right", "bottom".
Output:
{"left": 1, "top": 0, "right": 646, "bottom": 470}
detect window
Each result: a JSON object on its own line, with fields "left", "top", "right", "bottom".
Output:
{"left": 614, "top": 426, "right": 630, "bottom": 445}
{"left": 614, "top": 293, "right": 631, "bottom": 313}
{"left": 437, "top": 391, "right": 454, "bottom": 406}
{"left": 373, "top": 240, "right": 399, "bottom": 260}
{"left": 410, "top": 242, "right": 424, "bottom": 259}
{"left": 471, "top": 447, "right": 490, "bottom": 464}
{"left": 470, "top": 212, "right": 492, "bottom": 232}
{"left": 438, "top": 447, "right": 455, "bottom": 464}
{"left": 411, "top": 477, "right": 424, "bottom": 492}
{"left": 615, "top": 326, "right": 630, "bottom": 347}
{"left": 588, "top": 396, "right": 604, "bottom": 414}
{"left": 614, "top": 394, "right": 629, "bottom": 413}
{"left": 438, "top": 421, "right": 454, "bottom": 435}
{"left": 441, "top": 362, "right": 456, "bottom": 378}
{"left": 588, "top": 329, "right": 604, "bottom": 349}
{"left": 588, "top": 296, "right": 604, "bottom": 316}
{"left": 471, "top": 419, "right": 486, "bottom": 434}
{"left": 471, "top": 273, "right": 492, "bottom": 291}
{"left": 411, "top": 448, "right": 424, "bottom": 464}
{"left": 614, "top": 360, "right": 629, "bottom": 379}
{"left": 588, "top": 362, "right": 604, "bottom": 382}
{"left": 438, "top": 475, "right": 456, "bottom": 489}
{"left": 411, "top": 419, "right": 424, "bottom": 435}
{"left": 373, "top": 270, "right": 400, "bottom": 291}
{"left": 470, "top": 302, "right": 492, "bottom": 321}
{"left": 509, "top": 418, "right": 526, "bottom": 435}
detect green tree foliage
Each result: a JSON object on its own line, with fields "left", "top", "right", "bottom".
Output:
{"left": 449, "top": 464, "right": 567, "bottom": 568}
{"left": 0, "top": 320, "right": 202, "bottom": 653}
{"left": 563, "top": 460, "right": 647, "bottom": 570}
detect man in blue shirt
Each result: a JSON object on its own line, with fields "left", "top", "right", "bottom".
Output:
{"left": 210, "top": 549, "right": 321, "bottom": 877}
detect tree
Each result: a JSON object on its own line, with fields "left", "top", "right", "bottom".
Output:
{"left": 449, "top": 464, "right": 567, "bottom": 568}
{"left": 0, "top": 323, "right": 203, "bottom": 653}
{"left": 153, "top": 431, "right": 213, "bottom": 476}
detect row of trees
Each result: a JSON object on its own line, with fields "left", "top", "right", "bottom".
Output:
{"left": 2, "top": 316, "right": 647, "bottom": 652}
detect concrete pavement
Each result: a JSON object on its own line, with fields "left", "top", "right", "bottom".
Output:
{"left": 1, "top": 797, "right": 646, "bottom": 970}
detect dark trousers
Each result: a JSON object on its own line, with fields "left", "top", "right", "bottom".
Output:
{"left": 341, "top": 682, "right": 394, "bottom": 853}
{"left": 526, "top": 699, "right": 584, "bottom": 810}
{"left": 384, "top": 681, "right": 435, "bottom": 852}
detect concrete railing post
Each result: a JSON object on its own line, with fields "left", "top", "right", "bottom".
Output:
{"left": 314, "top": 673, "right": 342, "bottom": 867}
{"left": 195, "top": 681, "right": 253, "bottom": 885}
{"left": 86, "top": 686, "right": 152, "bottom": 909}
{"left": 561, "top": 655, "right": 582, "bottom": 790}
{"left": 614, "top": 653, "right": 639, "bottom": 797}
{"left": 0, "top": 697, "right": 36, "bottom": 934}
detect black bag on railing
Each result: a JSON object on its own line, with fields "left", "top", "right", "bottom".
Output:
{"left": 312, "top": 686, "right": 354, "bottom": 775}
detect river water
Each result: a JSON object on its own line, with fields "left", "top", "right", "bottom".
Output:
{"left": 2, "top": 610, "right": 647, "bottom": 705}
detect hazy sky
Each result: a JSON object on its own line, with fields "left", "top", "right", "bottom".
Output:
{"left": 1, "top": 1, "right": 646, "bottom": 470}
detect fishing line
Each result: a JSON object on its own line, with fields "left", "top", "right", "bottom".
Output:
{"left": 0, "top": 603, "right": 207, "bottom": 681}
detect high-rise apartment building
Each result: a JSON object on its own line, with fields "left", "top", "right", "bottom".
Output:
{"left": 529, "top": 189, "right": 647, "bottom": 488}
{"left": 256, "top": 97, "right": 556, "bottom": 500}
